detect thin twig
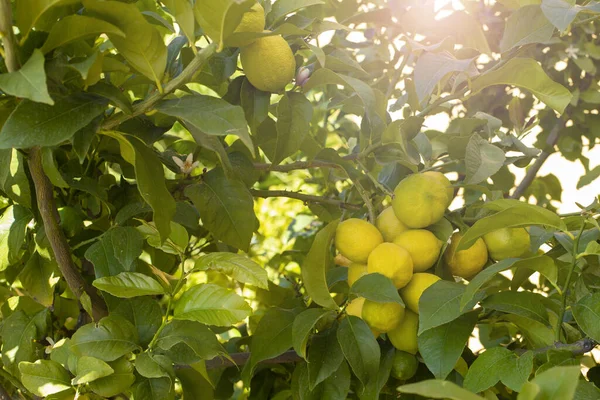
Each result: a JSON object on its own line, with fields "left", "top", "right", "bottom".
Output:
{"left": 0, "top": 0, "right": 18, "bottom": 72}
{"left": 250, "top": 189, "right": 361, "bottom": 210}
{"left": 253, "top": 160, "right": 343, "bottom": 172}
{"left": 176, "top": 350, "right": 302, "bottom": 370}
{"left": 515, "top": 338, "right": 597, "bottom": 356}
{"left": 351, "top": 178, "right": 376, "bottom": 222}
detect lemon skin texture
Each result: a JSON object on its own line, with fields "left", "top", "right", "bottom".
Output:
{"left": 387, "top": 309, "right": 419, "bottom": 354}
{"left": 227, "top": 3, "right": 265, "bottom": 47}
{"left": 362, "top": 299, "right": 405, "bottom": 333}
{"left": 391, "top": 350, "right": 419, "bottom": 380}
{"left": 483, "top": 227, "right": 530, "bottom": 260}
{"left": 423, "top": 171, "right": 454, "bottom": 206}
{"left": 376, "top": 207, "right": 408, "bottom": 242}
{"left": 335, "top": 218, "right": 383, "bottom": 263}
{"left": 347, "top": 263, "right": 368, "bottom": 287}
{"left": 400, "top": 273, "right": 441, "bottom": 314}
{"left": 240, "top": 34, "right": 296, "bottom": 92}
{"left": 346, "top": 297, "right": 365, "bottom": 317}
{"left": 367, "top": 243, "right": 413, "bottom": 289}
{"left": 444, "top": 232, "right": 488, "bottom": 279}
{"left": 393, "top": 229, "right": 443, "bottom": 272}
{"left": 392, "top": 173, "right": 450, "bottom": 228}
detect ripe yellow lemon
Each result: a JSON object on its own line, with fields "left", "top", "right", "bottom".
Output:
{"left": 240, "top": 34, "right": 296, "bottom": 92}
{"left": 444, "top": 232, "right": 488, "bottom": 279}
{"left": 483, "top": 227, "right": 530, "bottom": 260}
{"left": 376, "top": 207, "right": 408, "bottom": 242}
{"left": 393, "top": 229, "right": 443, "bottom": 272}
{"left": 362, "top": 299, "right": 405, "bottom": 333}
{"left": 388, "top": 309, "right": 419, "bottom": 355}
{"left": 391, "top": 350, "right": 419, "bottom": 380}
{"left": 346, "top": 297, "right": 365, "bottom": 317}
{"left": 367, "top": 243, "right": 413, "bottom": 289}
{"left": 399, "top": 273, "right": 441, "bottom": 314}
{"left": 392, "top": 173, "right": 450, "bottom": 228}
{"left": 335, "top": 218, "right": 383, "bottom": 263}
{"left": 227, "top": 3, "right": 265, "bottom": 47}
{"left": 347, "top": 263, "right": 368, "bottom": 287}
{"left": 423, "top": 171, "right": 454, "bottom": 206}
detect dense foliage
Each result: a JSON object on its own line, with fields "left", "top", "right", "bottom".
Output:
{"left": 0, "top": 0, "right": 600, "bottom": 399}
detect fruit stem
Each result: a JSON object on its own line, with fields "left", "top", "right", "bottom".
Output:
{"left": 350, "top": 177, "right": 376, "bottom": 223}
{"left": 555, "top": 220, "right": 586, "bottom": 342}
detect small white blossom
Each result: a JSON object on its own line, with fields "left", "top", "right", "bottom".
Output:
{"left": 172, "top": 153, "right": 200, "bottom": 175}
{"left": 296, "top": 66, "right": 312, "bottom": 86}
{"left": 45, "top": 336, "right": 55, "bottom": 354}
{"left": 565, "top": 45, "right": 579, "bottom": 59}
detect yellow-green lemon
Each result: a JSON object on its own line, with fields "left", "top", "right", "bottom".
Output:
{"left": 444, "top": 232, "right": 488, "bottom": 279}
{"left": 391, "top": 350, "right": 419, "bottom": 380}
{"left": 376, "top": 207, "right": 408, "bottom": 242}
{"left": 347, "top": 263, "right": 368, "bottom": 287}
{"left": 423, "top": 171, "right": 454, "bottom": 206}
{"left": 346, "top": 297, "right": 365, "bottom": 317}
{"left": 227, "top": 3, "right": 265, "bottom": 47}
{"left": 392, "top": 173, "right": 450, "bottom": 228}
{"left": 362, "top": 299, "right": 405, "bottom": 333}
{"left": 393, "top": 229, "right": 443, "bottom": 272}
{"left": 399, "top": 273, "right": 441, "bottom": 314}
{"left": 367, "top": 243, "right": 413, "bottom": 289}
{"left": 483, "top": 227, "right": 530, "bottom": 261}
{"left": 388, "top": 309, "right": 419, "bottom": 355}
{"left": 240, "top": 34, "right": 296, "bottom": 92}
{"left": 335, "top": 218, "right": 383, "bottom": 263}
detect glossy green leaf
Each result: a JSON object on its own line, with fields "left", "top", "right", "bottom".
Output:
{"left": 0, "top": 95, "right": 107, "bottom": 149}
{"left": 301, "top": 220, "right": 340, "bottom": 310}
{"left": 0, "top": 205, "right": 33, "bottom": 271}
{"left": 293, "top": 360, "right": 350, "bottom": 400}
{"left": 40, "top": 14, "right": 125, "bottom": 53}
{"left": 41, "top": 147, "right": 68, "bottom": 188}
{"left": 518, "top": 366, "right": 580, "bottom": 400}
{"left": 465, "top": 347, "right": 533, "bottom": 393}
{"left": 15, "top": 0, "right": 80, "bottom": 40}
{"left": 350, "top": 273, "right": 404, "bottom": 305}
{"left": 136, "top": 220, "right": 188, "bottom": 255}
{"left": 413, "top": 51, "right": 476, "bottom": 102}
{"left": 84, "top": 0, "right": 167, "bottom": 87}
{"left": 267, "top": 0, "right": 325, "bottom": 24}
{"left": 19, "top": 360, "right": 71, "bottom": 397}
{"left": 460, "top": 258, "right": 520, "bottom": 309}
{"left": 308, "top": 328, "right": 345, "bottom": 389}
{"left": 162, "top": 0, "right": 195, "bottom": 46}
{"left": 482, "top": 291, "right": 550, "bottom": 326}
{"left": 500, "top": 5, "right": 554, "bottom": 52}
{"left": 72, "top": 356, "right": 114, "bottom": 385}
{"left": 193, "top": 0, "right": 254, "bottom": 51}
{"left": 397, "top": 380, "right": 485, "bottom": 400}
{"left": 133, "top": 377, "right": 174, "bottom": 400}
{"left": 272, "top": 92, "right": 313, "bottom": 164}
{"left": 465, "top": 135, "right": 506, "bottom": 184}
{"left": 113, "top": 298, "right": 162, "bottom": 347}
{"left": 572, "top": 293, "right": 600, "bottom": 343}
{"left": 173, "top": 283, "right": 251, "bottom": 326}
{"left": 85, "top": 226, "right": 144, "bottom": 278}
{"left": 154, "top": 319, "right": 226, "bottom": 361}
{"left": 0, "top": 149, "right": 33, "bottom": 208}
{"left": 88, "top": 357, "right": 135, "bottom": 398}
{"left": 193, "top": 252, "right": 268, "bottom": 289}
{"left": 292, "top": 308, "right": 336, "bottom": 359}
{"left": 337, "top": 316, "right": 380, "bottom": 386}
{"left": 184, "top": 168, "right": 255, "bottom": 252}
{"left": 241, "top": 78, "right": 269, "bottom": 133}
{"left": 71, "top": 316, "right": 140, "bottom": 361}
{"left": 541, "top": 0, "right": 600, "bottom": 33}
{"left": 1, "top": 310, "right": 45, "bottom": 377}
{"left": 470, "top": 58, "right": 572, "bottom": 113}
{"left": 0, "top": 50, "right": 53, "bottom": 104}
{"left": 135, "top": 353, "right": 172, "bottom": 380}
{"left": 93, "top": 272, "right": 165, "bottom": 298}
{"left": 19, "top": 253, "right": 60, "bottom": 307}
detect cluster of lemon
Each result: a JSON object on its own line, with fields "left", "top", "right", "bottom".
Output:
{"left": 335, "top": 171, "right": 531, "bottom": 379}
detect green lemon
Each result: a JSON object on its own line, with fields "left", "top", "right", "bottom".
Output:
{"left": 392, "top": 173, "right": 450, "bottom": 228}
{"left": 391, "top": 350, "right": 419, "bottom": 380}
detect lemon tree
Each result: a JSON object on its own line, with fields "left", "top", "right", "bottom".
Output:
{"left": 0, "top": 0, "right": 599, "bottom": 399}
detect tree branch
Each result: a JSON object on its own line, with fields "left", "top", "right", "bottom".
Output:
{"left": 175, "top": 350, "right": 302, "bottom": 370}
{"left": 253, "top": 160, "right": 343, "bottom": 172}
{"left": 511, "top": 120, "right": 563, "bottom": 199}
{"left": 515, "top": 338, "right": 597, "bottom": 356}
{"left": 101, "top": 43, "right": 217, "bottom": 131}
{"left": 250, "top": 189, "right": 361, "bottom": 210}
{"left": 0, "top": 0, "right": 18, "bottom": 72}
{"left": 28, "top": 148, "right": 108, "bottom": 320}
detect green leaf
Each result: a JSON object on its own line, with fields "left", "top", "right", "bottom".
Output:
{"left": 1, "top": 310, "right": 46, "bottom": 377}
{"left": 337, "top": 316, "right": 380, "bottom": 386}
{"left": 350, "top": 273, "right": 404, "bottom": 305}
{"left": 85, "top": 226, "right": 144, "bottom": 278}
{"left": 136, "top": 220, "right": 188, "bottom": 255}
{"left": 101, "top": 131, "right": 176, "bottom": 243}
{"left": 15, "top": 0, "right": 80, "bottom": 40}
{"left": 154, "top": 320, "right": 227, "bottom": 361}
{"left": 40, "top": 14, "right": 125, "bottom": 54}
{"left": 19, "top": 360, "right": 71, "bottom": 397}
{"left": 135, "top": 353, "right": 172, "bottom": 380}
{"left": 193, "top": 252, "right": 268, "bottom": 289}
{"left": 193, "top": 0, "right": 254, "bottom": 51}
{"left": 0, "top": 149, "right": 33, "bottom": 208}
{"left": 308, "top": 328, "right": 345, "bottom": 389}
{"left": 184, "top": 168, "right": 255, "bottom": 252}
{"left": 0, "top": 205, "right": 33, "bottom": 271}
{"left": 482, "top": 291, "right": 550, "bottom": 326}
{"left": 470, "top": 58, "right": 572, "bottom": 114}
{"left": 267, "top": 0, "right": 325, "bottom": 24}
{"left": 382, "top": 117, "right": 424, "bottom": 145}
{"left": 243, "top": 307, "right": 297, "bottom": 382}
{"left": 41, "top": 147, "right": 69, "bottom": 188}
{"left": 156, "top": 94, "right": 254, "bottom": 156}
{"left": 572, "top": 293, "right": 600, "bottom": 343}
{"left": 93, "top": 272, "right": 165, "bottom": 298}
{"left": 541, "top": 0, "right": 600, "bottom": 33}
{"left": 505, "top": 314, "right": 555, "bottom": 348}
{"left": 0, "top": 95, "right": 107, "bottom": 149}
{"left": 500, "top": 5, "right": 554, "bottom": 52}
{"left": 133, "top": 377, "right": 174, "bottom": 400}
{"left": 518, "top": 366, "right": 580, "bottom": 400}
{"left": 88, "top": 357, "right": 135, "bottom": 398}
{"left": 72, "top": 356, "right": 114, "bottom": 385}
{"left": 272, "top": 92, "right": 313, "bottom": 164}
{"left": 418, "top": 311, "right": 478, "bottom": 379}
{"left": 465, "top": 135, "right": 506, "bottom": 184}
{"left": 578, "top": 165, "right": 600, "bottom": 189}
{"left": 397, "top": 380, "right": 485, "bottom": 400}
{"left": 301, "top": 220, "right": 340, "bottom": 310}
{"left": 457, "top": 200, "right": 567, "bottom": 252}
{"left": 292, "top": 309, "right": 336, "bottom": 359}
{"left": 413, "top": 51, "right": 476, "bottom": 103}
{"left": 162, "top": 0, "right": 195, "bottom": 46}
{"left": 460, "top": 258, "right": 519, "bottom": 309}
{"left": 173, "top": 283, "right": 251, "bottom": 326}
{"left": 464, "top": 347, "right": 533, "bottom": 393}
{"left": 71, "top": 316, "right": 140, "bottom": 362}
{"left": 84, "top": 0, "right": 167, "bottom": 87}
{"left": 240, "top": 78, "right": 269, "bottom": 133}
{"left": 19, "top": 253, "right": 60, "bottom": 307}
{"left": 511, "top": 255, "right": 558, "bottom": 291}
{"left": 0, "top": 50, "right": 53, "bottom": 104}
{"left": 293, "top": 360, "right": 351, "bottom": 400}
{"left": 113, "top": 298, "right": 162, "bottom": 347}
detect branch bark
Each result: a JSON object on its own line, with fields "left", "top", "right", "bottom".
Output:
{"left": 250, "top": 189, "right": 362, "bottom": 210}
{"left": 511, "top": 120, "right": 563, "bottom": 199}
{"left": 0, "top": 0, "right": 18, "bottom": 72}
